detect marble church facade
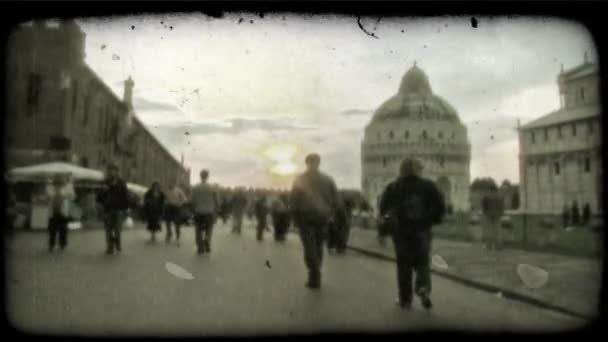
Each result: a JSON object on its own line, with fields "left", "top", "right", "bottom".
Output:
{"left": 361, "top": 64, "right": 471, "bottom": 213}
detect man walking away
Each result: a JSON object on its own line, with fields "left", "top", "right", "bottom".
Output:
{"left": 231, "top": 188, "right": 248, "bottom": 234}
{"left": 165, "top": 183, "right": 187, "bottom": 245}
{"left": 97, "top": 164, "right": 129, "bottom": 255}
{"left": 481, "top": 187, "right": 504, "bottom": 251}
{"left": 291, "top": 153, "right": 340, "bottom": 289}
{"left": 255, "top": 195, "right": 269, "bottom": 241}
{"left": 378, "top": 158, "right": 445, "bottom": 310}
{"left": 190, "top": 170, "right": 219, "bottom": 255}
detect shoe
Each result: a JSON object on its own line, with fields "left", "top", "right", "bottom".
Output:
{"left": 305, "top": 281, "right": 321, "bottom": 289}
{"left": 395, "top": 299, "right": 412, "bottom": 310}
{"left": 420, "top": 294, "right": 432, "bottom": 310}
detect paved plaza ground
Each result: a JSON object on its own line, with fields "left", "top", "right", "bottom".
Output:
{"left": 5, "top": 220, "right": 585, "bottom": 336}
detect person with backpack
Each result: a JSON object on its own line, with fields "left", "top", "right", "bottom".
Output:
{"left": 291, "top": 153, "right": 341, "bottom": 289}
{"left": 378, "top": 157, "right": 445, "bottom": 310}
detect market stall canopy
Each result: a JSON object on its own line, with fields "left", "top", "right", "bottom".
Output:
{"left": 6, "top": 162, "right": 104, "bottom": 182}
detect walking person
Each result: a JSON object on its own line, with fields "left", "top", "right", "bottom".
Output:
{"left": 291, "top": 153, "right": 340, "bottom": 289}
{"left": 335, "top": 196, "right": 354, "bottom": 254}
{"left": 165, "top": 183, "right": 187, "bottom": 245}
{"left": 47, "top": 174, "right": 76, "bottom": 252}
{"left": 482, "top": 187, "right": 504, "bottom": 251}
{"left": 97, "top": 164, "right": 129, "bottom": 255}
{"left": 144, "top": 182, "right": 165, "bottom": 244}
{"left": 378, "top": 158, "right": 445, "bottom": 310}
{"left": 254, "top": 195, "right": 269, "bottom": 241}
{"left": 231, "top": 188, "right": 248, "bottom": 234}
{"left": 190, "top": 169, "right": 219, "bottom": 255}
{"left": 271, "top": 194, "right": 291, "bottom": 242}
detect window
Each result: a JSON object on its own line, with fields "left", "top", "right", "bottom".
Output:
{"left": 26, "top": 73, "right": 42, "bottom": 113}
{"left": 83, "top": 93, "right": 90, "bottom": 126}
{"left": 422, "top": 130, "right": 427, "bottom": 139}
{"left": 555, "top": 161, "right": 560, "bottom": 175}
{"left": 389, "top": 131, "right": 394, "bottom": 139}
{"left": 580, "top": 88, "right": 585, "bottom": 101}
{"left": 382, "top": 157, "right": 387, "bottom": 167}
{"left": 531, "top": 131, "right": 535, "bottom": 144}
{"left": 572, "top": 123, "right": 577, "bottom": 136}
{"left": 72, "top": 81, "right": 78, "bottom": 116}
{"left": 440, "top": 157, "right": 445, "bottom": 168}
{"left": 404, "top": 130, "right": 409, "bottom": 139}
{"left": 585, "top": 158, "right": 590, "bottom": 172}
{"left": 588, "top": 120, "right": 594, "bottom": 134}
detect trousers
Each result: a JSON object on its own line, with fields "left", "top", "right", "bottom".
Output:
{"left": 104, "top": 211, "right": 125, "bottom": 252}
{"left": 297, "top": 216, "right": 329, "bottom": 282}
{"left": 392, "top": 229, "right": 432, "bottom": 303}
{"left": 194, "top": 214, "right": 215, "bottom": 252}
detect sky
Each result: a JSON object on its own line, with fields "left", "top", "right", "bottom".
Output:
{"left": 72, "top": 14, "right": 597, "bottom": 189}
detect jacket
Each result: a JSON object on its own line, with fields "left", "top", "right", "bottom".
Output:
{"left": 379, "top": 175, "right": 445, "bottom": 233}
{"left": 291, "top": 170, "right": 340, "bottom": 222}
{"left": 97, "top": 178, "right": 129, "bottom": 212}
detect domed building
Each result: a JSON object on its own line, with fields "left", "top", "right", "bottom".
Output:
{"left": 361, "top": 64, "right": 471, "bottom": 213}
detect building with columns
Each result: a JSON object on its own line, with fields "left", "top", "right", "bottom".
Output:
{"left": 5, "top": 19, "right": 190, "bottom": 190}
{"left": 518, "top": 59, "right": 602, "bottom": 218}
{"left": 361, "top": 64, "right": 471, "bottom": 213}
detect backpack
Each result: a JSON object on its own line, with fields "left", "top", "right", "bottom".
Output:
{"left": 401, "top": 191, "right": 426, "bottom": 222}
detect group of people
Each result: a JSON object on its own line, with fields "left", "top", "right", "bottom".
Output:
{"left": 41, "top": 152, "right": 446, "bottom": 311}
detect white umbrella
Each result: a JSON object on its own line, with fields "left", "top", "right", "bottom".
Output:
{"left": 7, "top": 162, "right": 104, "bottom": 182}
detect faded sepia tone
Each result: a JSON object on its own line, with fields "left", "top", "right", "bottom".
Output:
{"left": 3, "top": 13, "right": 601, "bottom": 336}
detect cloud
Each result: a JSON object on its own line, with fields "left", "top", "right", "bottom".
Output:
{"left": 341, "top": 108, "right": 373, "bottom": 116}
{"left": 153, "top": 117, "right": 317, "bottom": 136}
{"left": 133, "top": 96, "right": 183, "bottom": 113}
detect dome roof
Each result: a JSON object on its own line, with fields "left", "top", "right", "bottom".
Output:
{"left": 372, "top": 64, "right": 461, "bottom": 123}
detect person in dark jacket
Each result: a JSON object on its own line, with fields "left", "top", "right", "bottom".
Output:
{"left": 144, "top": 182, "right": 165, "bottom": 243}
{"left": 378, "top": 157, "right": 445, "bottom": 310}
{"left": 231, "top": 188, "right": 248, "bottom": 234}
{"left": 271, "top": 194, "right": 291, "bottom": 242}
{"left": 254, "top": 195, "right": 269, "bottom": 241}
{"left": 336, "top": 196, "right": 354, "bottom": 254}
{"left": 97, "top": 164, "right": 129, "bottom": 255}
{"left": 291, "top": 153, "right": 340, "bottom": 289}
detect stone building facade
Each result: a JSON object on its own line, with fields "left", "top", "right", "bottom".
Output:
{"left": 4, "top": 19, "right": 190, "bottom": 190}
{"left": 361, "top": 64, "right": 471, "bottom": 213}
{"left": 518, "top": 60, "right": 602, "bottom": 217}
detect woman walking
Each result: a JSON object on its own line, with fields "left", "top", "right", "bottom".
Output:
{"left": 144, "top": 182, "right": 165, "bottom": 243}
